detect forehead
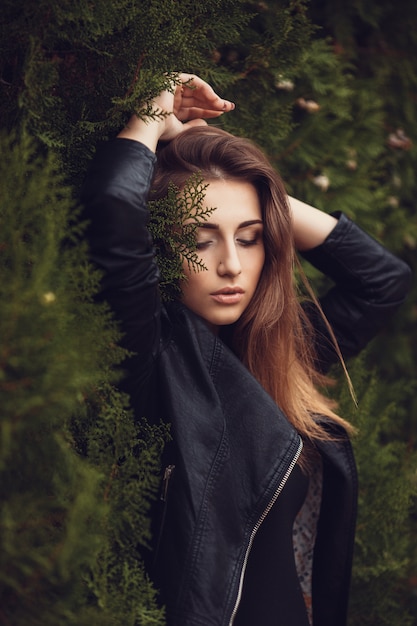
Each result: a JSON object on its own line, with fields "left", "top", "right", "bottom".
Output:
{"left": 202, "top": 179, "right": 262, "bottom": 222}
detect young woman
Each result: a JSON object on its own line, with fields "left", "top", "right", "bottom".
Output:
{"left": 82, "top": 74, "right": 411, "bottom": 626}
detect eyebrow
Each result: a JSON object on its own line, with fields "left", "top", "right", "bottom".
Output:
{"left": 198, "top": 219, "right": 263, "bottom": 230}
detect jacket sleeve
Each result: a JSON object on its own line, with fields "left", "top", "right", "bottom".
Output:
{"left": 81, "top": 138, "right": 160, "bottom": 388}
{"left": 301, "top": 212, "right": 413, "bottom": 372}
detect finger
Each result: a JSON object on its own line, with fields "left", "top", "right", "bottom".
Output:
{"left": 176, "top": 99, "right": 235, "bottom": 121}
{"left": 177, "top": 107, "right": 229, "bottom": 122}
{"left": 179, "top": 95, "right": 235, "bottom": 114}
{"left": 179, "top": 74, "right": 235, "bottom": 112}
{"left": 181, "top": 90, "right": 235, "bottom": 112}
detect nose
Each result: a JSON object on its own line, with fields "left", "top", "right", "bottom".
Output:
{"left": 217, "top": 241, "right": 242, "bottom": 277}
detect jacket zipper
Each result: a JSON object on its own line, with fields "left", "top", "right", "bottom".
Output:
{"left": 228, "top": 437, "right": 303, "bottom": 626}
{"left": 161, "top": 464, "right": 175, "bottom": 502}
{"left": 152, "top": 464, "right": 176, "bottom": 573}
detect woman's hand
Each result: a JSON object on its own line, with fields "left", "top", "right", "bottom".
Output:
{"left": 164, "top": 73, "right": 235, "bottom": 140}
{"left": 117, "top": 73, "right": 235, "bottom": 152}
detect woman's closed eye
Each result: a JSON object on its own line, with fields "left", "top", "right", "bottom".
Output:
{"left": 196, "top": 239, "right": 214, "bottom": 250}
{"left": 236, "top": 228, "right": 263, "bottom": 246}
{"left": 236, "top": 236, "right": 261, "bottom": 246}
{"left": 194, "top": 225, "right": 263, "bottom": 250}
{"left": 196, "top": 236, "right": 261, "bottom": 249}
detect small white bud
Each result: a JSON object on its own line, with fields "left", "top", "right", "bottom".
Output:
{"left": 276, "top": 79, "right": 294, "bottom": 91}
{"left": 312, "top": 174, "right": 330, "bottom": 191}
{"left": 42, "top": 292, "right": 56, "bottom": 304}
{"left": 296, "top": 97, "right": 320, "bottom": 113}
{"left": 346, "top": 159, "right": 357, "bottom": 171}
{"left": 387, "top": 128, "right": 412, "bottom": 150}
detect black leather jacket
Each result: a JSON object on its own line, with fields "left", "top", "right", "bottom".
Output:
{"left": 82, "top": 138, "right": 412, "bottom": 626}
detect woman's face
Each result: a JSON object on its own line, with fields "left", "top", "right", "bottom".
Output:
{"left": 181, "top": 179, "right": 265, "bottom": 330}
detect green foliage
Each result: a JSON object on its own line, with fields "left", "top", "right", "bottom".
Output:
{"left": 70, "top": 386, "right": 169, "bottom": 626}
{"left": 218, "top": 0, "right": 314, "bottom": 149}
{"left": 0, "top": 128, "right": 119, "bottom": 460}
{"left": 302, "top": 0, "right": 417, "bottom": 358}
{"left": 0, "top": 130, "right": 167, "bottom": 624}
{"left": 0, "top": 129, "right": 104, "bottom": 622}
{"left": 333, "top": 356, "right": 417, "bottom": 625}
{"left": 148, "top": 175, "right": 214, "bottom": 300}
{"left": 0, "top": 0, "right": 251, "bottom": 181}
{"left": 291, "top": 5, "right": 417, "bottom": 615}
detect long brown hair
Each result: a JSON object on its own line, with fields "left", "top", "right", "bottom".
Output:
{"left": 152, "top": 125, "right": 353, "bottom": 441}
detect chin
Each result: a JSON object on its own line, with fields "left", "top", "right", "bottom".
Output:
{"left": 208, "top": 312, "right": 242, "bottom": 327}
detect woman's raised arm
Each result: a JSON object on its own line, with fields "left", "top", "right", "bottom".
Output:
{"left": 288, "top": 195, "right": 338, "bottom": 251}
{"left": 290, "top": 196, "right": 412, "bottom": 369}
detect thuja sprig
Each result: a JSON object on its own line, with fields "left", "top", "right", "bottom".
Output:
{"left": 148, "top": 173, "right": 215, "bottom": 301}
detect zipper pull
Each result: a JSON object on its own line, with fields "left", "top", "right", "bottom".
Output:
{"left": 161, "top": 464, "right": 175, "bottom": 502}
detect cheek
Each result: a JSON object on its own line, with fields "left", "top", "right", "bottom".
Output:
{"left": 180, "top": 266, "right": 205, "bottom": 303}
{"left": 249, "top": 257, "right": 265, "bottom": 296}
{"left": 252, "top": 249, "right": 265, "bottom": 280}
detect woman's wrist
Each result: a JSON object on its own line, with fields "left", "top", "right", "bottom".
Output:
{"left": 117, "top": 113, "right": 165, "bottom": 153}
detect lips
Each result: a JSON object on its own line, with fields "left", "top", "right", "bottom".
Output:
{"left": 210, "top": 287, "right": 244, "bottom": 305}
